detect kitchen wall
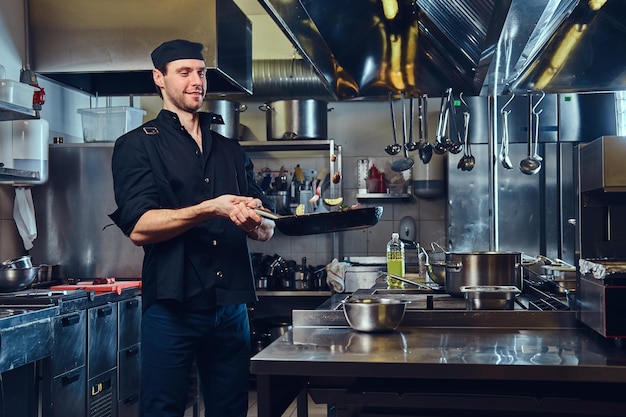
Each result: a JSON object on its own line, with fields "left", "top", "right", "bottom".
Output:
{"left": 0, "top": 1, "right": 445, "bottom": 268}
{"left": 238, "top": 100, "right": 447, "bottom": 265}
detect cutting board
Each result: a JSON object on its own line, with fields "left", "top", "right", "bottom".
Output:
{"left": 51, "top": 280, "right": 142, "bottom": 295}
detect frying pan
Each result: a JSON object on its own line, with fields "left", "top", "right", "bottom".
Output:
{"left": 255, "top": 207, "right": 383, "bottom": 236}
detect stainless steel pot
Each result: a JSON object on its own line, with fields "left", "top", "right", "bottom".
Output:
{"left": 445, "top": 251, "right": 522, "bottom": 297}
{"left": 203, "top": 99, "right": 247, "bottom": 140}
{"left": 259, "top": 99, "right": 332, "bottom": 140}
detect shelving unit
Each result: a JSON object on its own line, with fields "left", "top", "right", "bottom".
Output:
{"left": 256, "top": 290, "right": 332, "bottom": 297}
{"left": 243, "top": 139, "right": 343, "bottom": 260}
{"left": 241, "top": 139, "right": 342, "bottom": 200}
{"left": 239, "top": 139, "right": 343, "bottom": 296}
{"left": 356, "top": 192, "right": 412, "bottom": 200}
{"left": 0, "top": 100, "right": 36, "bottom": 121}
{"left": 0, "top": 101, "right": 40, "bottom": 182}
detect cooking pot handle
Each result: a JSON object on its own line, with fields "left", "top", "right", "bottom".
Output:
{"left": 258, "top": 104, "right": 271, "bottom": 112}
{"left": 237, "top": 104, "right": 248, "bottom": 113}
{"left": 446, "top": 261, "right": 463, "bottom": 273}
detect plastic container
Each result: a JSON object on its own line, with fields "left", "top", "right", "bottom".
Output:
{"left": 0, "top": 119, "right": 49, "bottom": 184}
{"left": 0, "top": 79, "right": 36, "bottom": 109}
{"left": 386, "top": 232, "right": 405, "bottom": 289}
{"left": 77, "top": 106, "right": 146, "bottom": 142}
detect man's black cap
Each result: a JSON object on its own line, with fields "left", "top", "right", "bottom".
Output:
{"left": 151, "top": 39, "right": 205, "bottom": 68}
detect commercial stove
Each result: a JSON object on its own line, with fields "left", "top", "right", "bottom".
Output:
{"left": 292, "top": 276, "right": 576, "bottom": 331}
{"left": 251, "top": 278, "right": 626, "bottom": 417}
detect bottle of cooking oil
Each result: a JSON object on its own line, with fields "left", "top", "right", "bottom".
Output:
{"left": 386, "top": 233, "right": 405, "bottom": 289}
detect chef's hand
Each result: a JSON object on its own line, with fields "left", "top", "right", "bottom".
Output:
{"left": 230, "top": 198, "right": 274, "bottom": 241}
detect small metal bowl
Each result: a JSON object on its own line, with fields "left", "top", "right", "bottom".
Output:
{"left": 460, "top": 285, "right": 521, "bottom": 310}
{"left": 0, "top": 267, "right": 39, "bottom": 292}
{"left": 0, "top": 255, "right": 33, "bottom": 269}
{"left": 342, "top": 297, "right": 407, "bottom": 332}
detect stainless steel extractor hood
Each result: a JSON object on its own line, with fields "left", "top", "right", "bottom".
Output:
{"left": 258, "top": 0, "right": 513, "bottom": 100}
{"left": 258, "top": 0, "right": 626, "bottom": 100}
{"left": 28, "top": 0, "right": 252, "bottom": 96}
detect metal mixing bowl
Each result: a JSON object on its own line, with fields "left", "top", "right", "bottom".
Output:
{"left": 0, "top": 255, "right": 32, "bottom": 269}
{"left": 342, "top": 297, "right": 407, "bottom": 332}
{"left": 0, "top": 267, "right": 38, "bottom": 292}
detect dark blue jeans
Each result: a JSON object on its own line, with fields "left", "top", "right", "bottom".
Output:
{"left": 140, "top": 302, "right": 250, "bottom": 417}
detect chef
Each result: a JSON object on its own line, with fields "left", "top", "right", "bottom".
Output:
{"left": 109, "top": 39, "right": 275, "bottom": 417}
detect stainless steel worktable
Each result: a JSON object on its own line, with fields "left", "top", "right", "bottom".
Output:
{"left": 250, "top": 293, "right": 626, "bottom": 417}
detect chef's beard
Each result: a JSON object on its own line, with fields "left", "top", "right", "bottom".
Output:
{"left": 167, "top": 89, "right": 205, "bottom": 113}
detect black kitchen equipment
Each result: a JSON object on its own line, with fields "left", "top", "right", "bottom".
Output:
{"left": 445, "top": 251, "right": 522, "bottom": 297}
{"left": 576, "top": 136, "right": 626, "bottom": 339}
{"left": 255, "top": 206, "right": 383, "bottom": 236}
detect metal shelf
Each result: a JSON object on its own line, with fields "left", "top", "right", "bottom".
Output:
{"left": 240, "top": 139, "right": 336, "bottom": 152}
{"left": 357, "top": 192, "right": 412, "bottom": 200}
{"left": 0, "top": 166, "right": 40, "bottom": 182}
{"left": 0, "top": 100, "right": 36, "bottom": 121}
{"left": 257, "top": 290, "right": 332, "bottom": 297}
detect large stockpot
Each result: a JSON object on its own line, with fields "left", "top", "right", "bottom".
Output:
{"left": 203, "top": 99, "right": 247, "bottom": 140}
{"left": 259, "top": 99, "right": 331, "bottom": 140}
{"left": 445, "top": 251, "right": 522, "bottom": 297}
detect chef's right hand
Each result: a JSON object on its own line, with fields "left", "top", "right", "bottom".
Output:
{"left": 207, "top": 194, "right": 255, "bottom": 219}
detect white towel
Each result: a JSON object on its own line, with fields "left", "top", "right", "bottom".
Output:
{"left": 13, "top": 186, "right": 37, "bottom": 250}
{"left": 325, "top": 258, "right": 349, "bottom": 293}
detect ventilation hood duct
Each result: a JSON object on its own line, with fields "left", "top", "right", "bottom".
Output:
{"left": 28, "top": 0, "right": 252, "bottom": 96}
{"left": 258, "top": 0, "right": 626, "bottom": 100}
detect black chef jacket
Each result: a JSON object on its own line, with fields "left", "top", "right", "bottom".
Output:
{"left": 109, "top": 110, "right": 271, "bottom": 311}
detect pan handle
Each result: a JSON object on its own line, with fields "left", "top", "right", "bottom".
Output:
{"left": 254, "top": 208, "right": 284, "bottom": 220}
{"left": 446, "top": 261, "right": 463, "bottom": 273}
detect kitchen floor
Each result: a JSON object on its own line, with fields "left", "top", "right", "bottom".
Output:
{"left": 183, "top": 388, "right": 328, "bottom": 417}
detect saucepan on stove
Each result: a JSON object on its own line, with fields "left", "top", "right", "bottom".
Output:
{"left": 445, "top": 251, "right": 522, "bottom": 297}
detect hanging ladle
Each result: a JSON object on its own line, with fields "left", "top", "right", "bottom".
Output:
{"left": 499, "top": 93, "right": 515, "bottom": 170}
{"left": 531, "top": 90, "right": 545, "bottom": 163}
{"left": 405, "top": 95, "right": 420, "bottom": 152}
{"left": 385, "top": 92, "right": 402, "bottom": 156}
{"left": 456, "top": 93, "right": 474, "bottom": 171}
{"left": 418, "top": 94, "right": 433, "bottom": 164}
{"left": 391, "top": 92, "right": 415, "bottom": 172}
{"left": 519, "top": 91, "right": 545, "bottom": 175}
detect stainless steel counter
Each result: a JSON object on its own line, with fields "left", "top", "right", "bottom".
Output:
{"left": 250, "top": 292, "right": 626, "bottom": 417}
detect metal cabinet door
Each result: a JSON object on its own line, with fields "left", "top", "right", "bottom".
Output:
{"left": 88, "top": 303, "right": 118, "bottom": 379}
